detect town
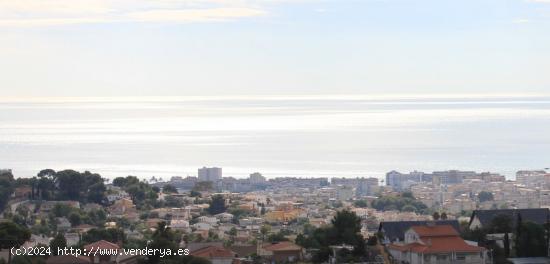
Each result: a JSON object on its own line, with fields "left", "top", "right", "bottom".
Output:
{"left": 1, "top": 167, "right": 550, "bottom": 264}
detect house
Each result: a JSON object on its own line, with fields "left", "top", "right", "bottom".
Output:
{"left": 378, "top": 220, "right": 460, "bottom": 244}
{"left": 170, "top": 219, "right": 190, "bottom": 231}
{"left": 73, "top": 224, "right": 95, "bottom": 233}
{"left": 261, "top": 241, "right": 304, "bottom": 262}
{"left": 145, "top": 218, "right": 165, "bottom": 229}
{"left": 12, "top": 186, "right": 32, "bottom": 200}
{"left": 46, "top": 255, "right": 91, "bottom": 264}
{"left": 56, "top": 217, "right": 72, "bottom": 231}
{"left": 469, "top": 208, "right": 550, "bottom": 230}
{"left": 40, "top": 201, "right": 80, "bottom": 214}
{"left": 22, "top": 234, "right": 52, "bottom": 248}
{"left": 192, "top": 222, "right": 213, "bottom": 231}
{"left": 84, "top": 240, "right": 120, "bottom": 264}
{"left": 108, "top": 198, "right": 137, "bottom": 218}
{"left": 215, "top": 212, "right": 234, "bottom": 223}
{"left": 191, "top": 246, "right": 236, "bottom": 264}
{"left": 198, "top": 216, "right": 219, "bottom": 226}
{"left": 230, "top": 245, "right": 257, "bottom": 258}
{"left": 239, "top": 217, "right": 263, "bottom": 227}
{"left": 387, "top": 224, "right": 486, "bottom": 264}
{"left": 65, "top": 232, "right": 81, "bottom": 247}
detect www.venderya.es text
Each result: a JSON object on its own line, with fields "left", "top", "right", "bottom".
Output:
{"left": 12, "top": 247, "right": 190, "bottom": 258}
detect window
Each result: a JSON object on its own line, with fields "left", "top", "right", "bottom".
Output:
{"left": 456, "top": 254, "right": 466, "bottom": 260}
{"left": 437, "top": 255, "right": 448, "bottom": 260}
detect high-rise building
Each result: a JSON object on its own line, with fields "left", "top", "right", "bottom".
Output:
{"left": 432, "top": 170, "right": 473, "bottom": 185}
{"left": 198, "top": 167, "right": 222, "bottom": 182}
{"left": 249, "top": 172, "right": 266, "bottom": 184}
{"left": 385, "top": 170, "right": 429, "bottom": 190}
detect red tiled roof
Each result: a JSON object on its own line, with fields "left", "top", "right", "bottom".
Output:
{"left": 389, "top": 237, "right": 483, "bottom": 254}
{"left": 191, "top": 246, "right": 235, "bottom": 259}
{"left": 388, "top": 225, "right": 484, "bottom": 254}
{"left": 263, "top": 241, "right": 302, "bottom": 252}
{"left": 46, "top": 255, "right": 91, "bottom": 264}
{"left": 84, "top": 240, "right": 120, "bottom": 251}
{"left": 411, "top": 225, "right": 459, "bottom": 237}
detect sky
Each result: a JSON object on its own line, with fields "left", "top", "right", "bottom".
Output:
{"left": 0, "top": 0, "right": 549, "bottom": 97}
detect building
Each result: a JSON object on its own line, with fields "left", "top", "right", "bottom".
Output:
{"left": 516, "top": 170, "right": 549, "bottom": 188}
{"left": 387, "top": 224, "right": 486, "bottom": 264}
{"left": 469, "top": 208, "right": 550, "bottom": 230}
{"left": 249, "top": 172, "right": 266, "bottom": 184}
{"left": 335, "top": 185, "right": 354, "bottom": 201}
{"left": 331, "top": 177, "right": 379, "bottom": 196}
{"left": 191, "top": 246, "right": 236, "bottom": 264}
{"left": 432, "top": 170, "right": 474, "bottom": 185}
{"left": 198, "top": 167, "right": 222, "bottom": 182}
{"left": 261, "top": 241, "right": 304, "bottom": 262}
{"left": 84, "top": 240, "right": 121, "bottom": 264}
{"left": 386, "top": 171, "right": 430, "bottom": 190}
{"left": 378, "top": 220, "right": 460, "bottom": 244}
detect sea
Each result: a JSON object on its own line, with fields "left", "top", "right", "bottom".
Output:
{"left": 1, "top": 94, "right": 549, "bottom": 180}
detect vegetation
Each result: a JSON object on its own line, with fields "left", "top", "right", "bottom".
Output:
{"left": 371, "top": 192, "right": 428, "bottom": 213}
{"left": 0, "top": 221, "right": 31, "bottom": 263}
{"left": 143, "top": 222, "right": 210, "bottom": 264}
{"left": 50, "top": 233, "right": 67, "bottom": 255}
{"left": 296, "top": 210, "right": 367, "bottom": 263}
{"left": 489, "top": 214, "right": 513, "bottom": 257}
{"left": 162, "top": 184, "right": 178, "bottom": 194}
{"left": 208, "top": 195, "right": 227, "bottom": 215}
{"left": 82, "top": 228, "right": 126, "bottom": 245}
{"left": 0, "top": 170, "right": 15, "bottom": 211}
{"left": 478, "top": 191, "right": 494, "bottom": 203}
{"left": 353, "top": 200, "right": 368, "bottom": 208}
{"left": 112, "top": 176, "right": 159, "bottom": 209}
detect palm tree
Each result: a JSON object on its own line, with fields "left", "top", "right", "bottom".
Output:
{"left": 491, "top": 214, "right": 513, "bottom": 257}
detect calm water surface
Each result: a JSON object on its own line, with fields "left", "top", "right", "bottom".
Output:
{"left": 1, "top": 96, "right": 549, "bottom": 180}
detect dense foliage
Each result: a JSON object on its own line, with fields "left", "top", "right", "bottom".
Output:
{"left": 208, "top": 195, "right": 227, "bottom": 215}
{"left": 112, "top": 176, "right": 159, "bottom": 209}
{"left": 371, "top": 192, "right": 428, "bottom": 213}
{"left": 296, "top": 210, "right": 366, "bottom": 263}
{"left": 478, "top": 191, "right": 494, "bottom": 203}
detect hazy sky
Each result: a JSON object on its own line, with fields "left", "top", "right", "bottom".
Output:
{"left": 1, "top": 0, "right": 549, "bottom": 97}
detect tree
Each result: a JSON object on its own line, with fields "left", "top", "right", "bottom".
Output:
{"left": 163, "top": 184, "right": 178, "bottom": 194}
{"left": 193, "top": 182, "right": 213, "bottom": 192}
{"left": 432, "top": 212, "right": 440, "bottom": 220}
{"left": 402, "top": 205, "right": 416, "bottom": 212}
{"left": 298, "top": 210, "right": 367, "bottom": 262}
{"left": 50, "top": 233, "right": 67, "bottom": 255}
{"left": 68, "top": 212, "right": 82, "bottom": 226}
{"left": 148, "top": 222, "right": 179, "bottom": 264}
{"left": 260, "top": 225, "right": 271, "bottom": 241}
{"left": 165, "top": 196, "right": 184, "bottom": 207}
{"left": 478, "top": 191, "right": 494, "bottom": 203}
{"left": 440, "top": 212, "right": 448, "bottom": 220}
{"left": 353, "top": 200, "right": 368, "bottom": 208}
{"left": 82, "top": 228, "right": 126, "bottom": 245}
{"left": 490, "top": 214, "right": 513, "bottom": 257}
{"left": 0, "top": 171, "right": 15, "bottom": 212}
{"left": 208, "top": 195, "right": 226, "bottom": 215}
{"left": 515, "top": 221, "right": 547, "bottom": 257}
{"left": 0, "top": 221, "right": 31, "bottom": 264}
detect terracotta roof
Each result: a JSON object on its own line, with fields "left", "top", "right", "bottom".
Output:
{"left": 378, "top": 220, "right": 460, "bottom": 242}
{"left": 411, "top": 225, "right": 459, "bottom": 237}
{"left": 388, "top": 225, "right": 485, "bottom": 254}
{"left": 46, "top": 255, "right": 91, "bottom": 264}
{"left": 263, "top": 241, "right": 302, "bottom": 252}
{"left": 389, "top": 237, "right": 484, "bottom": 254}
{"left": 84, "top": 240, "right": 120, "bottom": 251}
{"left": 191, "top": 246, "right": 235, "bottom": 259}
